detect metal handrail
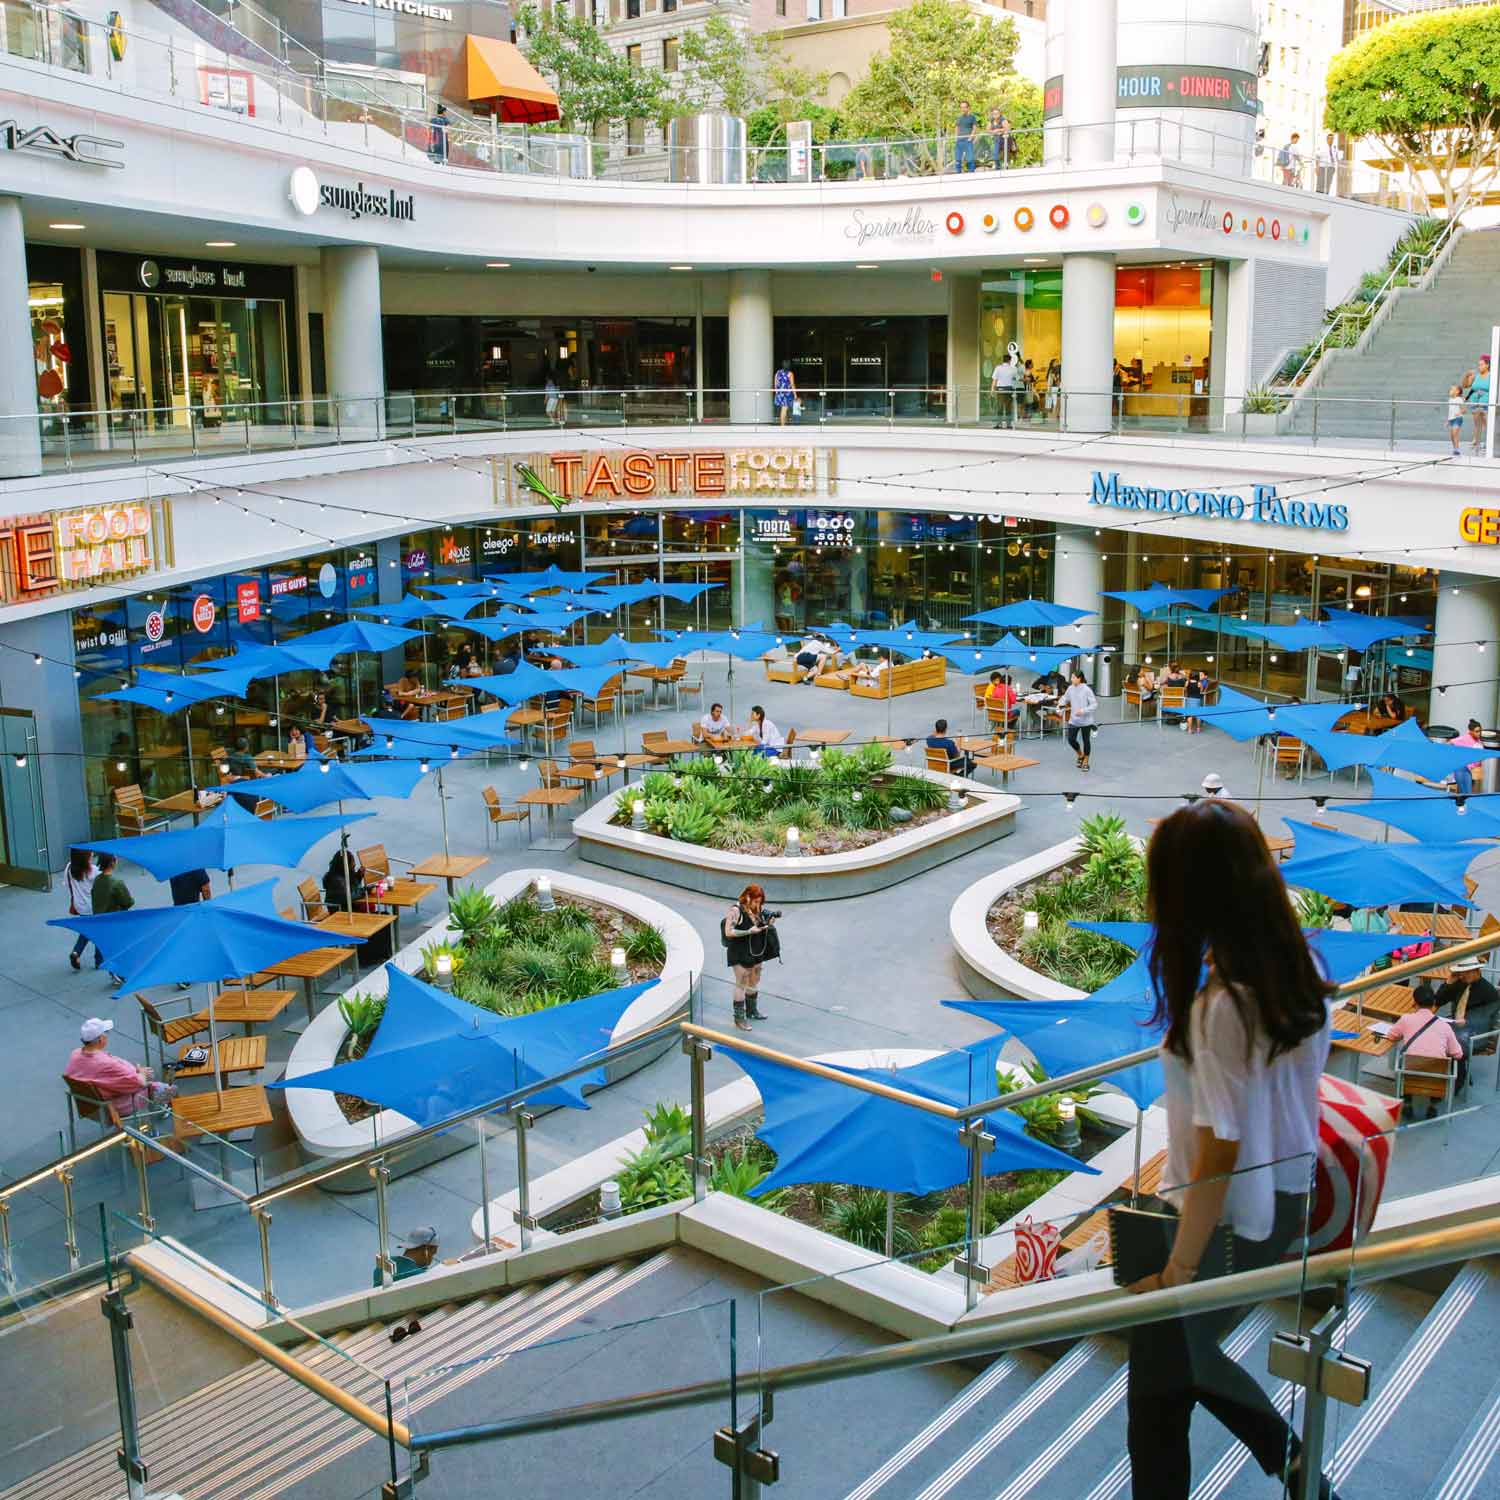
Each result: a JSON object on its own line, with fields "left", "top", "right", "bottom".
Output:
{"left": 248, "top": 1012, "right": 687, "bottom": 1209}
{"left": 0, "top": 1129, "right": 127, "bottom": 1202}
{"left": 411, "top": 1211, "right": 1500, "bottom": 1448}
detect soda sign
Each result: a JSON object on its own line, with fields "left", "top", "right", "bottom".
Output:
{"left": 191, "top": 593, "right": 216, "bottom": 632}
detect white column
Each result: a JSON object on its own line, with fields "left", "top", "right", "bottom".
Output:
{"left": 946, "top": 273, "right": 980, "bottom": 425}
{"left": 1062, "top": 252, "right": 1117, "bottom": 432}
{"left": 1053, "top": 524, "right": 1104, "bottom": 652}
{"left": 728, "top": 268, "right": 772, "bottom": 425}
{"left": 1430, "top": 571, "right": 1500, "bottom": 729}
{"left": 1063, "top": 0, "right": 1116, "bottom": 165}
{"left": 0, "top": 197, "right": 41, "bottom": 477}
{"left": 320, "top": 245, "right": 385, "bottom": 438}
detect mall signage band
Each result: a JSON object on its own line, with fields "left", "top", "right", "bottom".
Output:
{"left": 1088, "top": 472, "right": 1350, "bottom": 533}
{"left": 0, "top": 499, "right": 168, "bottom": 606}
{"left": 510, "top": 448, "right": 829, "bottom": 503}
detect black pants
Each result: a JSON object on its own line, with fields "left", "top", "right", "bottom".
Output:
{"left": 1127, "top": 1192, "right": 1304, "bottom": 1498}
{"left": 1066, "top": 724, "right": 1093, "bottom": 759}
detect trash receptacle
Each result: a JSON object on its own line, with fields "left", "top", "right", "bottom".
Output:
{"left": 1094, "top": 645, "right": 1121, "bottom": 699}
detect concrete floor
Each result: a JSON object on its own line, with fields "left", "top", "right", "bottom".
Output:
{"left": 5, "top": 666, "right": 1498, "bottom": 1313}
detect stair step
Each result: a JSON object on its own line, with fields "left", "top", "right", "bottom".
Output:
{"left": 1422, "top": 1364, "right": 1500, "bottom": 1500}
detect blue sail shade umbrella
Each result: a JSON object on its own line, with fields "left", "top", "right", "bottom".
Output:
{"left": 1300, "top": 718, "right": 1500, "bottom": 785}
{"left": 1318, "top": 613, "right": 1431, "bottom": 651}
{"left": 660, "top": 628, "right": 787, "bottom": 720}
{"left": 49, "top": 879, "right": 358, "bottom": 1105}
{"left": 273, "top": 965, "right": 652, "bottom": 1125}
{"left": 936, "top": 633, "right": 1099, "bottom": 676}
{"left": 1332, "top": 767, "right": 1500, "bottom": 843}
{"left": 251, "top": 747, "right": 429, "bottom": 814}
{"left": 716, "top": 1036, "right": 1092, "bottom": 1202}
{"left": 1102, "top": 583, "right": 1231, "bottom": 664}
{"left": 295, "top": 619, "right": 427, "bottom": 655}
{"left": 963, "top": 598, "right": 1095, "bottom": 631}
{"left": 1278, "top": 820, "right": 1483, "bottom": 908}
{"left": 485, "top": 565, "right": 610, "bottom": 590}
{"left": 82, "top": 796, "right": 373, "bottom": 884}
{"left": 352, "top": 594, "right": 485, "bottom": 624}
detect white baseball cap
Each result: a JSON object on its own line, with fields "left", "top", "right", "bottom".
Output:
{"left": 1201, "top": 773, "right": 1224, "bottom": 793}
{"left": 80, "top": 1017, "right": 114, "bottom": 1043}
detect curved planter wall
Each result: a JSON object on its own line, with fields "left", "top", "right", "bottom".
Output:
{"left": 949, "top": 836, "right": 1089, "bottom": 1001}
{"left": 281, "top": 868, "right": 704, "bottom": 1188}
{"left": 575, "top": 770, "right": 1020, "bottom": 902}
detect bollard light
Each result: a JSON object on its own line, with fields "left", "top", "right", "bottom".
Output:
{"left": 786, "top": 825, "right": 802, "bottom": 857}
{"left": 534, "top": 875, "right": 555, "bottom": 911}
{"left": 600, "top": 1180, "right": 622, "bottom": 1219}
{"left": 433, "top": 951, "right": 454, "bottom": 990}
{"left": 631, "top": 797, "right": 647, "bottom": 830}
{"left": 1023, "top": 910, "right": 1039, "bottom": 932}
{"left": 1056, "top": 1095, "right": 1081, "bottom": 1149}
{"left": 948, "top": 778, "right": 965, "bottom": 812}
{"left": 611, "top": 945, "right": 628, "bottom": 982}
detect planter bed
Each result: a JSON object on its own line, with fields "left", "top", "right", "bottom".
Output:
{"left": 282, "top": 868, "right": 703, "bottom": 1186}
{"left": 578, "top": 769, "right": 1018, "bottom": 901}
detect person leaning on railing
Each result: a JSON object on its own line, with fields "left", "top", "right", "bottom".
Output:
{"left": 1125, "top": 801, "right": 1339, "bottom": 1500}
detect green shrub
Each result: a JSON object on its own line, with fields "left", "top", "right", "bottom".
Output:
{"left": 625, "top": 923, "right": 667, "bottom": 966}
{"left": 498, "top": 940, "right": 569, "bottom": 995}
{"left": 1242, "top": 384, "right": 1285, "bottom": 415}
{"left": 338, "top": 991, "right": 386, "bottom": 1049}
{"left": 710, "top": 1145, "right": 786, "bottom": 1210}
{"left": 823, "top": 1187, "right": 916, "bottom": 1256}
{"left": 667, "top": 802, "right": 717, "bottom": 843}
{"left": 1294, "top": 888, "right": 1338, "bottom": 928}
{"left": 888, "top": 771, "right": 947, "bottom": 812}
{"left": 642, "top": 1101, "right": 690, "bottom": 1145}
{"left": 447, "top": 886, "right": 499, "bottom": 947}
{"left": 617, "top": 1138, "right": 692, "bottom": 1213}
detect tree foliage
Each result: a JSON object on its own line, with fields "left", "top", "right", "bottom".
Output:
{"left": 516, "top": 3, "right": 670, "bottom": 132}
{"left": 837, "top": 0, "right": 1022, "bottom": 142}
{"left": 676, "top": 15, "right": 829, "bottom": 127}
{"left": 1325, "top": 5, "right": 1500, "bottom": 214}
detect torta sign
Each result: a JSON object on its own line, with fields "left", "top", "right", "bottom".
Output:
{"left": 507, "top": 448, "right": 829, "bottom": 504}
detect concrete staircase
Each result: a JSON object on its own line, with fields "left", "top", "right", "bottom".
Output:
{"left": 826, "top": 1259, "right": 1500, "bottom": 1500}
{"left": 1289, "top": 228, "right": 1500, "bottom": 444}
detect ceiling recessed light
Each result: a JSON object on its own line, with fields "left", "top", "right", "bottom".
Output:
{"left": 855, "top": 263, "right": 880, "bottom": 269}
{"left": 205, "top": 240, "right": 237, "bottom": 247}
{"left": 669, "top": 264, "right": 693, "bottom": 271}
{"left": 1023, "top": 256, "right": 1048, "bottom": 264}
{"left": 48, "top": 222, "right": 85, "bottom": 230}
{"left": 485, "top": 260, "right": 510, "bottom": 267}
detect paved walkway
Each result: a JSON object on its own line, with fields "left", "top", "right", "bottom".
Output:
{"left": 7, "top": 667, "right": 1498, "bottom": 1305}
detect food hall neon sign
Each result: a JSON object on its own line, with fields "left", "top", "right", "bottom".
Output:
{"left": 1088, "top": 471, "right": 1349, "bottom": 533}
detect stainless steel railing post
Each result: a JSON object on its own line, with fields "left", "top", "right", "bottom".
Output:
{"left": 132, "top": 1139, "right": 155, "bottom": 1233}
{"left": 59, "top": 1167, "right": 79, "bottom": 1271}
{"left": 372, "top": 1160, "right": 392, "bottom": 1286}
{"left": 512, "top": 1108, "right": 535, "bottom": 1251}
{"left": 256, "top": 1208, "right": 276, "bottom": 1309}
{"left": 685, "top": 1033, "right": 712, "bottom": 1204}
{"left": 478, "top": 1113, "right": 492, "bottom": 1250}
{"left": 959, "top": 1123, "right": 994, "bottom": 1312}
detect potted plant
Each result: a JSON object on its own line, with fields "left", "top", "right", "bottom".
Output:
{"left": 1240, "top": 384, "right": 1285, "bottom": 438}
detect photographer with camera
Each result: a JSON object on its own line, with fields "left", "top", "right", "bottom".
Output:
{"left": 722, "top": 883, "right": 779, "bottom": 1031}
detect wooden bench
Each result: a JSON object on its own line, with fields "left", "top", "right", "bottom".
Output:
{"left": 985, "top": 1150, "right": 1168, "bottom": 1293}
{"left": 764, "top": 656, "right": 800, "bottom": 685}
{"left": 849, "top": 656, "right": 947, "bottom": 700}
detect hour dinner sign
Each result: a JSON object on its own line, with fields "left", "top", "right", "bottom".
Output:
{"left": 507, "top": 448, "right": 829, "bottom": 504}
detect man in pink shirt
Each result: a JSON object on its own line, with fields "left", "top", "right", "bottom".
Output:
{"left": 65, "top": 1017, "right": 178, "bottom": 1131}
{"left": 1389, "top": 984, "right": 1466, "bottom": 1110}
{"left": 1450, "top": 718, "right": 1486, "bottom": 796}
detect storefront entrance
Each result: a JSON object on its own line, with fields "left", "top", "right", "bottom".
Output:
{"left": 96, "top": 254, "right": 293, "bottom": 430}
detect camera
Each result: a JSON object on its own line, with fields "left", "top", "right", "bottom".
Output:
{"left": 761, "top": 909, "right": 783, "bottom": 922}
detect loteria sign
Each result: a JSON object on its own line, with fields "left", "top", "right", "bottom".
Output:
{"left": 0, "top": 498, "right": 169, "bottom": 606}
{"left": 508, "top": 448, "right": 829, "bottom": 506}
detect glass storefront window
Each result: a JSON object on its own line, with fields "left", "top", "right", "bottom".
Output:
{"left": 585, "top": 511, "right": 658, "bottom": 558}
{"left": 663, "top": 508, "right": 739, "bottom": 553}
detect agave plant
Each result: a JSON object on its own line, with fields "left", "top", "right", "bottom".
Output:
{"left": 337, "top": 991, "right": 386, "bottom": 1050}
{"left": 447, "top": 886, "right": 499, "bottom": 948}
{"left": 642, "top": 1100, "right": 690, "bottom": 1146}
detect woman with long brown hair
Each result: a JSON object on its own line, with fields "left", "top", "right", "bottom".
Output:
{"left": 722, "top": 883, "right": 775, "bottom": 1031}
{"left": 1126, "top": 800, "right": 1335, "bottom": 1499}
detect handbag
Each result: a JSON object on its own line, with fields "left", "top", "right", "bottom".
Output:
{"left": 1107, "top": 1198, "right": 1234, "bottom": 1288}
{"left": 791, "top": 399, "right": 803, "bottom": 418}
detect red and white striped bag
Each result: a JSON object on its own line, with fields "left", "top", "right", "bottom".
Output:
{"left": 1288, "top": 1074, "right": 1402, "bottom": 1258}
{"left": 1013, "top": 1215, "right": 1062, "bottom": 1283}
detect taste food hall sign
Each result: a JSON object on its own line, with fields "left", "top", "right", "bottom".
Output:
{"left": 0, "top": 498, "right": 171, "bottom": 606}
{"left": 506, "top": 447, "right": 830, "bottom": 505}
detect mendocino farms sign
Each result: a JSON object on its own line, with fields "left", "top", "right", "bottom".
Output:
{"left": 845, "top": 207, "right": 938, "bottom": 250}
{"left": 508, "top": 448, "right": 829, "bottom": 504}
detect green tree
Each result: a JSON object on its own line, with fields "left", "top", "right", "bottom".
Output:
{"left": 516, "top": 4, "right": 670, "bottom": 133}
{"left": 1325, "top": 5, "right": 1500, "bottom": 214}
{"left": 676, "top": 15, "right": 829, "bottom": 128}
{"left": 837, "top": 0, "right": 1021, "bottom": 144}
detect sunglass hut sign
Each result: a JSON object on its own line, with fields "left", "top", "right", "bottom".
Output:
{"left": 1088, "top": 471, "right": 1349, "bottom": 533}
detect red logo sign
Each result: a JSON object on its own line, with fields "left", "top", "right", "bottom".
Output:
{"left": 236, "top": 580, "right": 261, "bottom": 623}
{"left": 191, "top": 593, "right": 216, "bottom": 633}
{"left": 144, "top": 609, "right": 165, "bottom": 643}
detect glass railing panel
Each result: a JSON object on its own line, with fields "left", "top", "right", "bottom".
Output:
{"left": 748, "top": 1156, "right": 1313, "bottom": 1500}
{"left": 401, "top": 1294, "right": 738, "bottom": 1498}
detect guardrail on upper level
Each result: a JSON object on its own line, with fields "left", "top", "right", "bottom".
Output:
{"left": 13, "top": 385, "right": 1491, "bottom": 478}
{"left": 0, "top": 0, "right": 1417, "bottom": 203}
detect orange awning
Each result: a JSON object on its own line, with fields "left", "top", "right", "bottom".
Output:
{"left": 466, "top": 36, "right": 560, "bottom": 125}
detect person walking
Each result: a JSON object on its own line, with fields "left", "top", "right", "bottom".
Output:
{"left": 1277, "top": 131, "right": 1301, "bottom": 187}
{"left": 989, "top": 108, "right": 1014, "bottom": 170}
{"left": 64, "top": 847, "right": 100, "bottom": 972}
{"left": 1125, "top": 800, "right": 1336, "bottom": 1500}
{"left": 991, "top": 350, "right": 1019, "bottom": 428}
{"left": 1059, "top": 668, "right": 1098, "bottom": 771}
{"left": 954, "top": 101, "right": 978, "bottom": 173}
{"left": 722, "top": 883, "right": 776, "bottom": 1030}
{"left": 90, "top": 853, "right": 133, "bottom": 985}
{"left": 773, "top": 359, "right": 798, "bottom": 427}
{"left": 1448, "top": 382, "right": 1466, "bottom": 453}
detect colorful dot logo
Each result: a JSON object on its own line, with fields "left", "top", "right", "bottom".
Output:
{"left": 1125, "top": 201, "right": 1146, "bottom": 226}
{"left": 981, "top": 212, "right": 999, "bottom": 235}
{"left": 1271, "top": 219, "right": 1281, "bottom": 240}
{"left": 1256, "top": 216, "right": 1266, "bottom": 238}
{"left": 1086, "top": 203, "right": 1108, "bottom": 228}
{"left": 1222, "top": 212, "right": 1234, "bottom": 234}
{"left": 1014, "top": 207, "right": 1035, "bottom": 231}
{"left": 945, "top": 211, "right": 965, "bottom": 235}
{"left": 1048, "top": 204, "right": 1070, "bottom": 229}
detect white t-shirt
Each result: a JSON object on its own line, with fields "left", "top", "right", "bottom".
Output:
{"left": 1158, "top": 982, "right": 1329, "bottom": 1242}
{"left": 992, "top": 361, "right": 1018, "bottom": 391}
{"left": 697, "top": 713, "right": 731, "bottom": 737}
{"left": 751, "top": 717, "right": 785, "bottom": 750}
